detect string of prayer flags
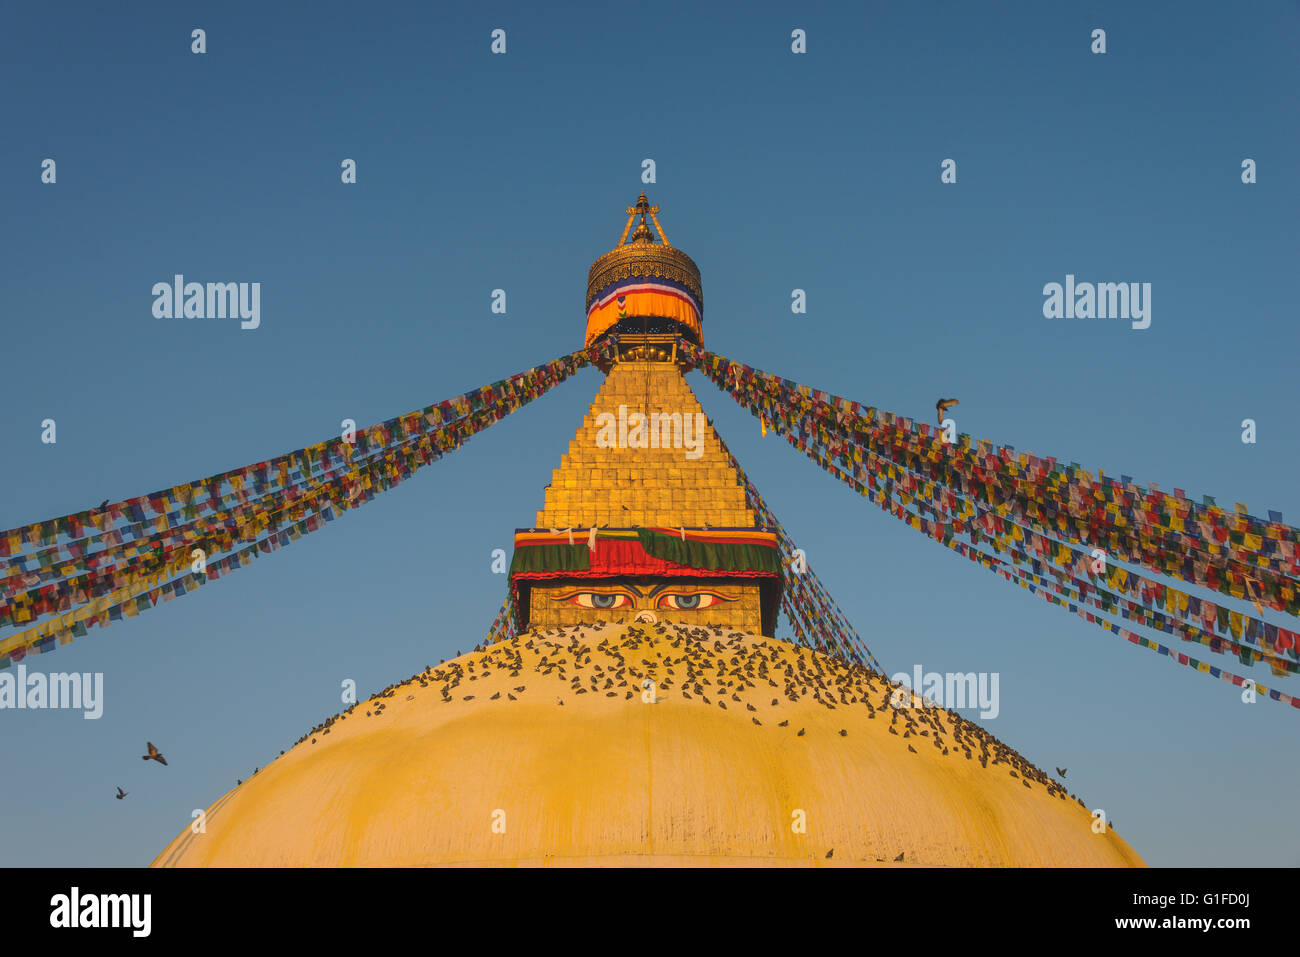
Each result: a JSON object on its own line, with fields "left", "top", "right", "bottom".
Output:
{"left": 0, "top": 345, "right": 608, "bottom": 663}
{"left": 686, "top": 341, "right": 1298, "bottom": 710}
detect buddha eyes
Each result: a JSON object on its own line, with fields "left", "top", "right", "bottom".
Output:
{"left": 655, "top": 592, "right": 729, "bottom": 610}
{"left": 553, "top": 590, "right": 733, "bottom": 610}
{"left": 561, "top": 592, "right": 632, "bottom": 608}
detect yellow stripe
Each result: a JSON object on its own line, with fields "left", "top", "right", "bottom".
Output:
{"left": 585, "top": 290, "right": 702, "bottom": 347}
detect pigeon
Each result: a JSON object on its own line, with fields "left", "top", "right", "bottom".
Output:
{"left": 825, "top": 849, "right": 834, "bottom": 859}
{"left": 1056, "top": 767, "right": 1067, "bottom": 778}
{"left": 142, "top": 742, "right": 167, "bottom": 766}
{"left": 115, "top": 787, "right": 127, "bottom": 800}
{"left": 99, "top": 499, "right": 109, "bottom": 510}
{"left": 797, "top": 728, "right": 806, "bottom": 737}
{"left": 935, "top": 398, "right": 959, "bottom": 424}
{"left": 894, "top": 851, "right": 905, "bottom": 862}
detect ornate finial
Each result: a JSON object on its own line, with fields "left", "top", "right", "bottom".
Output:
{"left": 617, "top": 192, "right": 671, "bottom": 248}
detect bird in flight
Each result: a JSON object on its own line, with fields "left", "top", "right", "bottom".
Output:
{"left": 1056, "top": 767, "right": 1067, "bottom": 778}
{"left": 115, "top": 787, "right": 127, "bottom": 800}
{"left": 142, "top": 742, "right": 168, "bottom": 766}
{"left": 935, "top": 398, "right": 959, "bottom": 424}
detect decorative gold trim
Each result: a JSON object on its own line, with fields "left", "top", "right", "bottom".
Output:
{"left": 586, "top": 244, "right": 703, "bottom": 307}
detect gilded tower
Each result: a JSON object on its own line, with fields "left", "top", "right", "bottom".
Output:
{"left": 510, "top": 193, "right": 783, "bottom": 635}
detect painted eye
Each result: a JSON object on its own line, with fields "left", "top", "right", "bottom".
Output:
{"left": 656, "top": 592, "right": 729, "bottom": 610}
{"left": 562, "top": 592, "right": 632, "bottom": 609}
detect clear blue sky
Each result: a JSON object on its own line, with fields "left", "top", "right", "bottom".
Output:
{"left": 1, "top": 1, "right": 1296, "bottom": 867}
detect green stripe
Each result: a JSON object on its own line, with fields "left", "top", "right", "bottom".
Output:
{"left": 636, "top": 529, "right": 783, "bottom": 574}
{"left": 508, "top": 544, "right": 591, "bottom": 577}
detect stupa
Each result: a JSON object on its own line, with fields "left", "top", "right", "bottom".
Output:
{"left": 152, "top": 194, "right": 1144, "bottom": 867}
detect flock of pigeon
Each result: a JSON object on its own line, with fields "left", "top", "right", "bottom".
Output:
{"left": 243, "top": 617, "right": 1103, "bottom": 860}
{"left": 108, "top": 396, "right": 1129, "bottom": 855}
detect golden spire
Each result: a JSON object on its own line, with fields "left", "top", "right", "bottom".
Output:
{"left": 618, "top": 191, "right": 672, "bottom": 247}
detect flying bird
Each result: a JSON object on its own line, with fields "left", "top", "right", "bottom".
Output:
{"left": 115, "top": 787, "right": 127, "bottom": 800}
{"left": 935, "top": 398, "right": 959, "bottom": 424}
{"left": 142, "top": 742, "right": 167, "bottom": 766}
{"left": 1056, "top": 767, "right": 1067, "bottom": 778}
